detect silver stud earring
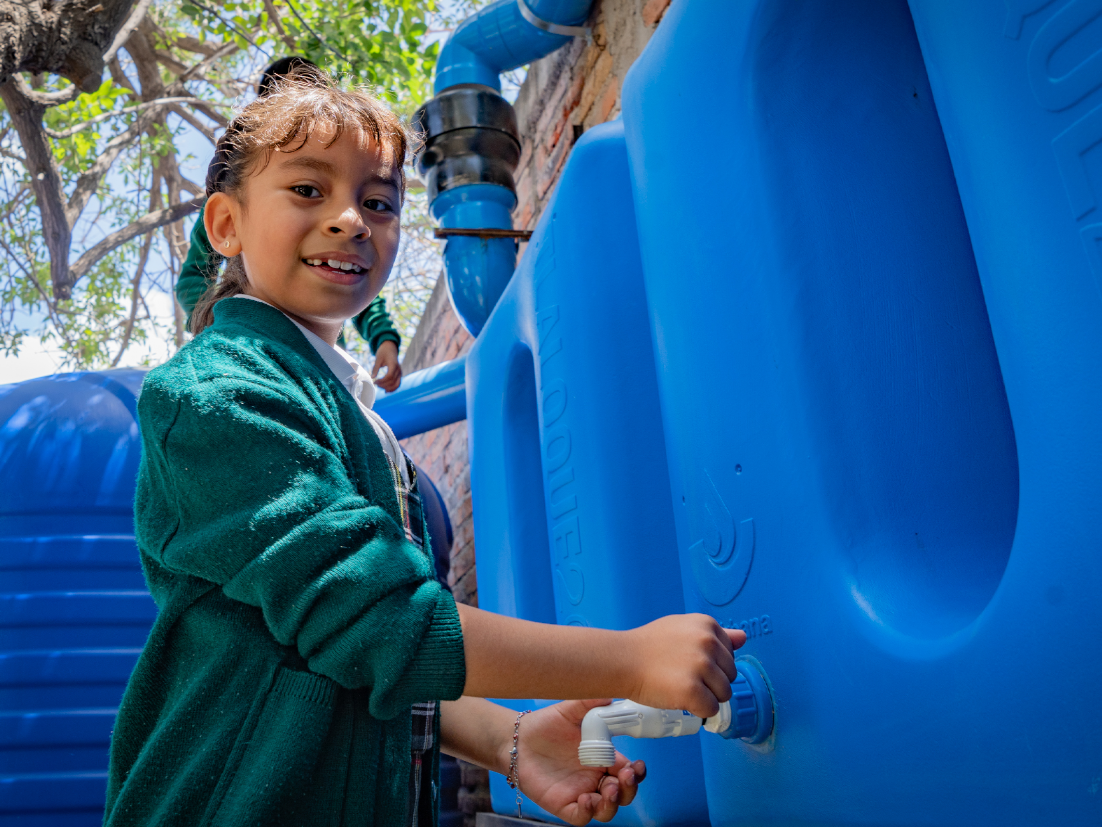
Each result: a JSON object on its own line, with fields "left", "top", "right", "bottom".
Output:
{"left": 224, "top": 240, "right": 230, "bottom": 249}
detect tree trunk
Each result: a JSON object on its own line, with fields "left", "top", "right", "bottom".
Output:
{"left": 0, "top": 0, "right": 135, "bottom": 91}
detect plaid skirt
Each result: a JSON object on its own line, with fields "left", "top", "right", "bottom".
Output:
{"left": 388, "top": 452, "right": 439, "bottom": 827}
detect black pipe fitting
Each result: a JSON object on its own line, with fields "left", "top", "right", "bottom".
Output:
{"left": 412, "top": 86, "right": 522, "bottom": 201}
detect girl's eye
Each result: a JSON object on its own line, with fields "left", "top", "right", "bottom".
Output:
{"left": 291, "top": 184, "right": 321, "bottom": 198}
{"left": 364, "top": 198, "right": 394, "bottom": 214}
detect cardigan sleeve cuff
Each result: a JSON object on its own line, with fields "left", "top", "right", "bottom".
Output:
{"left": 391, "top": 589, "right": 466, "bottom": 703}
{"left": 368, "top": 330, "right": 401, "bottom": 355}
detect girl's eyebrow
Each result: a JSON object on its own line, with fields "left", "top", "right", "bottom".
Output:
{"left": 281, "top": 156, "right": 337, "bottom": 176}
{"left": 280, "top": 155, "right": 401, "bottom": 190}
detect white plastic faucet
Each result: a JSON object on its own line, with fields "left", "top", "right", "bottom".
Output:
{"left": 578, "top": 699, "right": 734, "bottom": 767}
{"left": 577, "top": 658, "right": 774, "bottom": 767}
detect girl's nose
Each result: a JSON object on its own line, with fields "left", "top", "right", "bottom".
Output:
{"left": 327, "top": 206, "right": 371, "bottom": 240}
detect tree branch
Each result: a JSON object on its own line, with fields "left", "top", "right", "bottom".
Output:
{"left": 10, "top": 74, "right": 83, "bottom": 108}
{"left": 262, "top": 0, "right": 299, "bottom": 51}
{"left": 0, "top": 233, "right": 77, "bottom": 353}
{"left": 0, "top": 80, "right": 72, "bottom": 298}
{"left": 0, "top": 145, "right": 27, "bottom": 166}
{"left": 152, "top": 48, "right": 191, "bottom": 78}
{"left": 44, "top": 96, "right": 207, "bottom": 138}
{"left": 157, "top": 151, "right": 204, "bottom": 199}
{"left": 284, "top": 0, "right": 346, "bottom": 67}
{"left": 110, "top": 226, "right": 153, "bottom": 367}
{"left": 179, "top": 40, "right": 240, "bottom": 83}
{"left": 152, "top": 70, "right": 232, "bottom": 127}
{"left": 168, "top": 103, "right": 217, "bottom": 143}
{"left": 188, "top": 0, "right": 268, "bottom": 55}
{"left": 2, "top": 0, "right": 138, "bottom": 103}
{"left": 176, "top": 176, "right": 204, "bottom": 198}
{"left": 68, "top": 199, "right": 201, "bottom": 285}
{"left": 64, "top": 102, "right": 163, "bottom": 228}
{"left": 108, "top": 56, "right": 140, "bottom": 98}
{"left": 155, "top": 29, "right": 222, "bottom": 58}
{"left": 157, "top": 54, "right": 238, "bottom": 104}
{"left": 103, "top": 0, "right": 155, "bottom": 67}
{"left": 109, "top": 165, "right": 157, "bottom": 370}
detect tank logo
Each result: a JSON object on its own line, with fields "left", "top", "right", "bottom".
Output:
{"left": 718, "top": 614, "right": 773, "bottom": 640}
{"left": 687, "top": 470, "right": 754, "bottom": 606}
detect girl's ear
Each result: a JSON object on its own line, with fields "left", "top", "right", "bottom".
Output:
{"left": 205, "top": 192, "right": 241, "bottom": 257}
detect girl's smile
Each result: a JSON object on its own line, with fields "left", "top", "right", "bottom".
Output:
{"left": 303, "top": 252, "right": 371, "bottom": 284}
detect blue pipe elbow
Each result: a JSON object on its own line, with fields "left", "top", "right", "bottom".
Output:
{"left": 420, "top": 0, "right": 596, "bottom": 335}
{"left": 434, "top": 0, "right": 591, "bottom": 93}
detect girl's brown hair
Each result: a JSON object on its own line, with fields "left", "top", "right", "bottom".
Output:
{"left": 189, "top": 68, "right": 410, "bottom": 334}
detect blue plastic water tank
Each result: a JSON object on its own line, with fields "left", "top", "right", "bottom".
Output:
{"left": 0, "top": 371, "right": 154, "bottom": 826}
{"left": 621, "top": 0, "right": 1102, "bottom": 823}
{"left": 467, "top": 120, "right": 709, "bottom": 825}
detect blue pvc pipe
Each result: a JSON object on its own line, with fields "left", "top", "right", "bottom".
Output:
{"left": 433, "top": 184, "right": 517, "bottom": 335}
{"left": 430, "top": 0, "right": 595, "bottom": 336}
{"left": 434, "top": 0, "right": 592, "bottom": 94}
{"left": 373, "top": 356, "right": 467, "bottom": 439}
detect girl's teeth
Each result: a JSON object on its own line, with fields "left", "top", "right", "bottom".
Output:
{"left": 306, "top": 258, "right": 361, "bottom": 272}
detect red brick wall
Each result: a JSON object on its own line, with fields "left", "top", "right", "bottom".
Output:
{"left": 399, "top": 276, "right": 478, "bottom": 605}
{"left": 400, "top": 0, "right": 674, "bottom": 612}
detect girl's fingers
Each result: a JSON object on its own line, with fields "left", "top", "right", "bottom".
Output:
{"left": 616, "top": 764, "right": 639, "bottom": 806}
{"left": 724, "top": 627, "right": 748, "bottom": 650}
{"left": 556, "top": 698, "right": 614, "bottom": 729}
{"left": 593, "top": 774, "right": 621, "bottom": 822}
{"left": 567, "top": 792, "right": 604, "bottom": 826}
{"left": 687, "top": 684, "right": 720, "bottom": 719}
{"left": 712, "top": 639, "right": 738, "bottom": 683}
{"left": 703, "top": 662, "right": 735, "bottom": 706}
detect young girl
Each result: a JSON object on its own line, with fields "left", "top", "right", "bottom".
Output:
{"left": 105, "top": 70, "right": 745, "bottom": 827}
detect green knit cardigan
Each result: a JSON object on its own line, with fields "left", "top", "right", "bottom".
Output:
{"left": 104, "top": 298, "right": 466, "bottom": 827}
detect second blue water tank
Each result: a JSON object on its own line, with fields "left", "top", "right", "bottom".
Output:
{"left": 0, "top": 371, "right": 154, "bottom": 826}
{"left": 467, "top": 120, "right": 709, "bottom": 825}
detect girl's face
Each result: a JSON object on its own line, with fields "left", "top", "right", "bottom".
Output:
{"left": 205, "top": 125, "right": 402, "bottom": 344}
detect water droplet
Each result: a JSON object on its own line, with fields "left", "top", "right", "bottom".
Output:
{"left": 735, "top": 464, "right": 742, "bottom": 474}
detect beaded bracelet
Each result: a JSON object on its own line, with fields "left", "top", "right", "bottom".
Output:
{"left": 506, "top": 709, "right": 532, "bottom": 818}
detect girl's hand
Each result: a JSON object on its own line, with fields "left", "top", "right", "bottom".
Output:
{"left": 625, "top": 614, "right": 747, "bottom": 718}
{"left": 372, "top": 340, "right": 402, "bottom": 392}
{"left": 510, "top": 700, "right": 646, "bottom": 826}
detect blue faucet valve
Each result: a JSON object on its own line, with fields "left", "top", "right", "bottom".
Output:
{"left": 724, "top": 658, "right": 774, "bottom": 744}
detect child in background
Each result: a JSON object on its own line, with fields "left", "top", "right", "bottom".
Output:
{"left": 176, "top": 56, "right": 404, "bottom": 391}
{"left": 105, "top": 69, "right": 745, "bottom": 827}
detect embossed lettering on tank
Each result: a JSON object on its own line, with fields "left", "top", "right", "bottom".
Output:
{"left": 716, "top": 614, "right": 773, "bottom": 640}
{"left": 534, "top": 230, "right": 587, "bottom": 614}
{"left": 1007, "top": 0, "right": 1102, "bottom": 287}
{"left": 686, "top": 470, "right": 754, "bottom": 607}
